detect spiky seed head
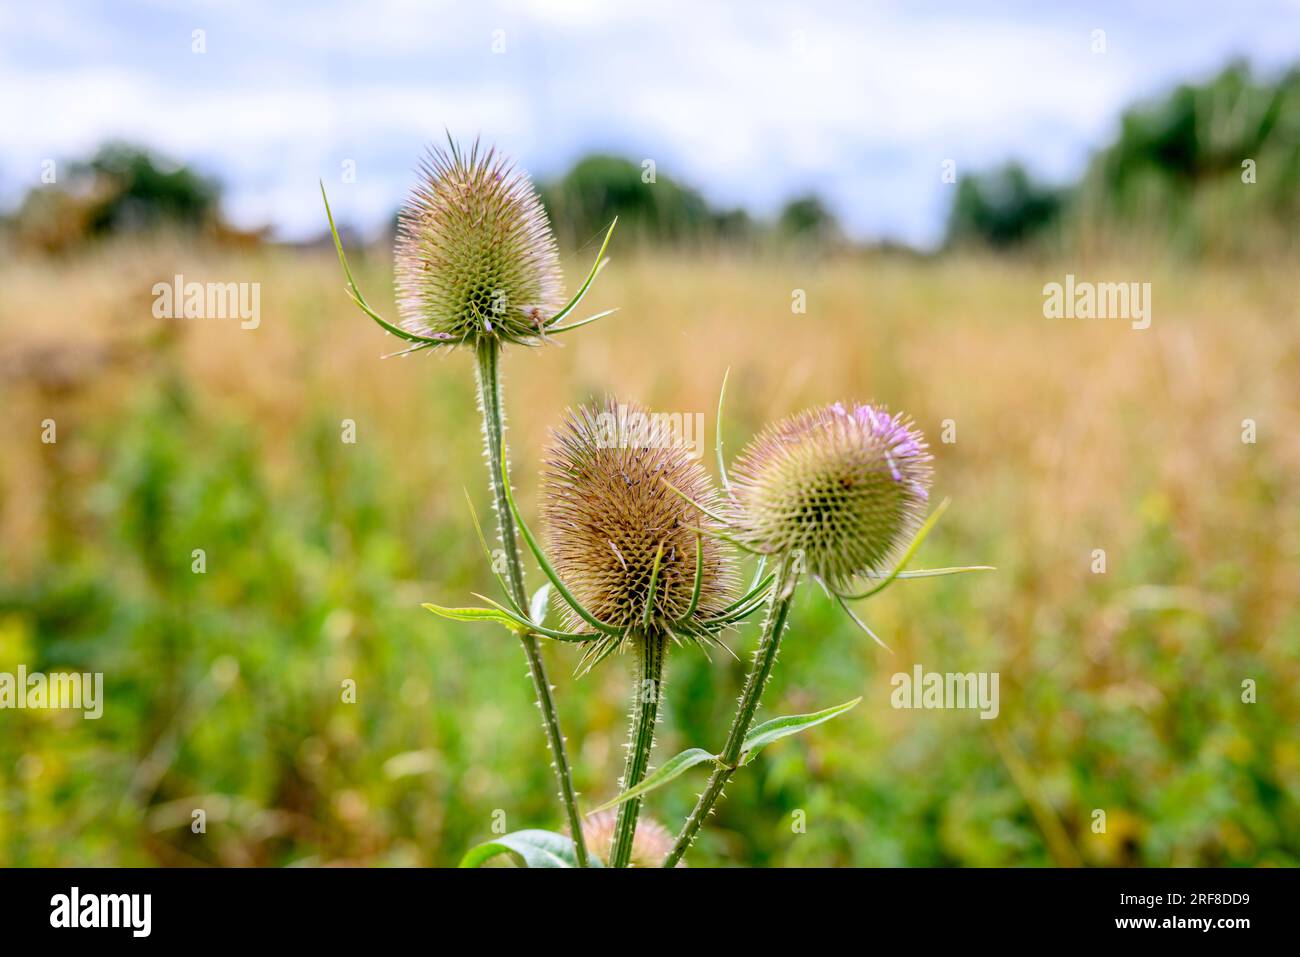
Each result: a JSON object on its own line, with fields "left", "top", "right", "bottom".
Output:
{"left": 394, "top": 138, "right": 564, "bottom": 346}
{"left": 729, "top": 402, "right": 933, "bottom": 588}
{"left": 541, "top": 398, "right": 737, "bottom": 634}
{"left": 579, "top": 809, "right": 684, "bottom": 867}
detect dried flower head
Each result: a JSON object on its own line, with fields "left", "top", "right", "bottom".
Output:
{"left": 394, "top": 138, "right": 564, "bottom": 346}
{"left": 729, "top": 402, "right": 933, "bottom": 587}
{"left": 541, "top": 398, "right": 736, "bottom": 635}
{"left": 580, "top": 809, "right": 683, "bottom": 867}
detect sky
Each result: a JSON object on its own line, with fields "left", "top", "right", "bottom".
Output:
{"left": 3, "top": 0, "right": 1299, "bottom": 248}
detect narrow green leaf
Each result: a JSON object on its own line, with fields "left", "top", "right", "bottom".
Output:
{"left": 701, "top": 577, "right": 774, "bottom": 625}
{"left": 459, "top": 829, "right": 593, "bottom": 868}
{"left": 320, "top": 182, "right": 444, "bottom": 346}
{"left": 739, "top": 697, "right": 863, "bottom": 763}
{"left": 545, "top": 218, "right": 617, "bottom": 327}
{"left": 499, "top": 457, "right": 623, "bottom": 637}
{"left": 866, "top": 565, "right": 996, "bottom": 580}
{"left": 422, "top": 602, "right": 522, "bottom": 628}
{"left": 661, "top": 477, "right": 732, "bottom": 526}
{"left": 835, "top": 498, "right": 952, "bottom": 601}
{"left": 589, "top": 748, "right": 717, "bottom": 812}
{"left": 720, "top": 573, "right": 774, "bottom": 615}
{"left": 680, "top": 536, "right": 704, "bottom": 622}
{"left": 643, "top": 543, "right": 664, "bottom": 630}
{"left": 464, "top": 488, "right": 522, "bottom": 615}
{"left": 548, "top": 307, "right": 620, "bottom": 335}
{"left": 834, "top": 594, "right": 892, "bottom": 652}
{"left": 469, "top": 595, "right": 595, "bottom": 643}
{"left": 422, "top": 599, "right": 584, "bottom": 642}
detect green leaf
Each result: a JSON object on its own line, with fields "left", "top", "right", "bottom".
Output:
{"left": 589, "top": 748, "right": 717, "bottom": 812}
{"left": 459, "top": 829, "right": 595, "bottom": 868}
{"left": 499, "top": 456, "right": 623, "bottom": 637}
{"left": 643, "top": 543, "right": 664, "bottom": 630}
{"left": 423, "top": 598, "right": 591, "bottom": 643}
{"left": 661, "top": 477, "right": 732, "bottom": 526}
{"left": 870, "top": 565, "right": 996, "bottom": 580}
{"left": 680, "top": 535, "right": 704, "bottom": 622}
{"left": 320, "top": 181, "right": 445, "bottom": 346}
{"left": 834, "top": 499, "right": 952, "bottom": 601}
{"left": 529, "top": 583, "right": 552, "bottom": 628}
{"left": 739, "top": 697, "right": 863, "bottom": 764}
{"left": 834, "top": 595, "right": 892, "bottom": 652}
{"left": 719, "top": 573, "right": 774, "bottom": 616}
{"left": 422, "top": 602, "right": 524, "bottom": 630}
{"left": 464, "top": 489, "right": 523, "bottom": 615}
{"left": 548, "top": 307, "right": 620, "bottom": 335}
{"left": 544, "top": 217, "right": 617, "bottom": 328}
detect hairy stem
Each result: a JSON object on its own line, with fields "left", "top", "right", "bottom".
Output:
{"left": 663, "top": 554, "right": 800, "bottom": 867}
{"left": 610, "top": 631, "right": 668, "bottom": 867}
{"left": 474, "top": 336, "right": 588, "bottom": 868}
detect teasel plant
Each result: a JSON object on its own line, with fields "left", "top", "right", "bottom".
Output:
{"left": 538, "top": 399, "right": 737, "bottom": 865}
{"left": 429, "top": 398, "right": 779, "bottom": 866}
{"left": 322, "top": 137, "right": 618, "bottom": 868}
{"left": 591, "top": 380, "right": 993, "bottom": 867}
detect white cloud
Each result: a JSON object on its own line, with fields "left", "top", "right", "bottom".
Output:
{"left": 2, "top": 0, "right": 1298, "bottom": 244}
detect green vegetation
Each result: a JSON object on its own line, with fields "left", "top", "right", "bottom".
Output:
{"left": 1, "top": 60, "right": 1298, "bottom": 867}
{"left": 948, "top": 62, "right": 1300, "bottom": 255}
{"left": 0, "top": 244, "right": 1295, "bottom": 866}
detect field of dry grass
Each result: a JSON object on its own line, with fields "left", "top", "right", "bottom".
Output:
{"left": 1, "top": 239, "right": 1297, "bottom": 865}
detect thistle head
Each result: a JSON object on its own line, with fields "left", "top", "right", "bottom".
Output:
{"left": 580, "top": 809, "right": 683, "bottom": 867}
{"left": 541, "top": 398, "right": 736, "bottom": 635}
{"left": 729, "top": 402, "right": 932, "bottom": 587}
{"left": 394, "top": 138, "right": 564, "bottom": 346}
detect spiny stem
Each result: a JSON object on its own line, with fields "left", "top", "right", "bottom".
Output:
{"left": 610, "top": 631, "right": 668, "bottom": 868}
{"left": 663, "top": 554, "right": 800, "bottom": 867}
{"left": 474, "top": 336, "right": 589, "bottom": 868}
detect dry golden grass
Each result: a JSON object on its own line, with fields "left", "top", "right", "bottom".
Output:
{"left": 1, "top": 238, "right": 1297, "bottom": 865}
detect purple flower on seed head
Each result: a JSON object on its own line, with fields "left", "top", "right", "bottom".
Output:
{"left": 827, "top": 402, "right": 929, "bottom": 494}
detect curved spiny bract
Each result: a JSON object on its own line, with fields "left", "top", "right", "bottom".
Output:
{"left": 541, "top": 398, "right": 738, "bottom": 641}
{"left": 394, "top": 138, "right": 564, "bottom": 346}
{"left": 729, "top": 401, "right": 933, "bottom": 590}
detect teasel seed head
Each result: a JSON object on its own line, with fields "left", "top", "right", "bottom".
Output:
{"left": 394, "top": 138, "right": 564, "bottom": 346}
{"left": 541, "top": 398, "right": 737, "bottom": 635}
{"left": 729, "top": 402, "right": 933, "bottom": 588}
{"left": 580, "top": 809, "right": 683, "bottom": 867}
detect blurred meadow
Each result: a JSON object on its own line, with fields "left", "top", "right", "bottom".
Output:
{"left": 2, "top": 9, "right": 1300, "bottom": 866}
{"left": 2, "top": 223, "right": 1298, "bottom": 865}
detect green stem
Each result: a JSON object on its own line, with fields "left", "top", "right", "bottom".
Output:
{"left": 610, "top": 631, "right": 668, "bottom": 867}
{"left": 474, "top": 336, "right": 589, "bottom": 868}
{"left": 663, "top": 554, "right": 800, "bottom": 867}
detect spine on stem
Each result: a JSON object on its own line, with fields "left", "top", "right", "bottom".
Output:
{"left": 474, "top": 336, "right": 589, "bottom": 868}
{"left": 663, "top": 554, "right": 800, "bottom": 866}
{"left": 610, "top": 632, "right": 668, "bottom": 867}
